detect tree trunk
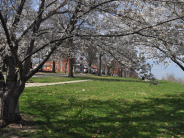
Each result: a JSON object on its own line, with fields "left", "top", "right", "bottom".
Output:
{"left": 88, "top": 63, "right": 92, "bottom": 73}
{"left": 65, "top": 62, "right": 67, "bottom": 74}
{"left": 0, "top": 72, "right": 5, "bottom": 119}
{"left": 81, "top": 64, "right": 84, "bottom": 73}
{"left": 120, "top": 68, "right": 122, "bottom": 77}
{"left": 52, "top": 61, "right": 55, "bottom": 73}
{"left": 0, "top": 56, "right": 25, "bottom": 126}
{"left": 0, "top": 77, "right": 25, "bottom": 126}
{"left": 0, "top": 93, "right": 21, "bottom": 124}
{"left": 2, "top": 63, "right": 6, "bottom": 72}
{"left": 88, "top": 66, "right": 91, "bottom": 73}
{"left": 68, "top": 58, "right": 74, "bottom": 77}
{"left": 97, "top": 53, "right": 101, "bottom": 76}
{"left": 106, "top": 67, "right": 110, "bottom": 76}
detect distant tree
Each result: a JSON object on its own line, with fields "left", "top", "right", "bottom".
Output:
{"left": 101, "top": 53, "right": 112, "bottom": 76}
{"left": 83, "top": 44, "right": 97, "bottom": 73}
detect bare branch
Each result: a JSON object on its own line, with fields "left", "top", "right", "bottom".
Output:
{"left": 21, "top": 35, "right": 73, "bottom": 64}
{"left": 137, "top": 15, "right": 184, "bottom": 33}
{"left": 18, "top": 0, "right": 68, "bottom": 41}
{"left": 79, "top": 0, "right": 116, "bottom": 18}
{"left": 170, "top": 57, "right": 184, "bottom": 71}
{"left": 0, "top": 11, "right": 24, "bottom": 79}
{"left": 12, "top": 0, "right": 26, "bottom": 27}
{"left": 152, "top": 0, "right": 184, "bottom": 3}
{"left": 45, "top": 0, "right": 57, "bottom": 8}
{"left": 0, "top": 11, "right": 12, "bottom": 46}
{"left": 42, "top": 11, "right": 69, "bottom": 22}
{"left": 26, "top": 46, "right": 57, "bottom": 80}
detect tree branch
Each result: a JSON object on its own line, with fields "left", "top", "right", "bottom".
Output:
{"left": 18, "top": 0, "right": 68, "bottom": 42}
{"left": 12, "top": 0, "right": 26, "bottom": 26}
{"left": 135, "top": 32, "right": 177, "bottom": 45}
{"left": 170, "top": 57, "right": 184, "bottom": 71}
{"left": 79, "top": 0, "right": 116, "bottom": 18}
{"left": 76, "top": 32, "right": 136, "bottom": 37}
{"left": 137, "top": 15, "right": 184, "bottom": 33}
{"left": 21, "top": 35, "right": 73, "bottom": 64}
{"left": 41, "top": 11, "right": 69, "bottom": 22}
{"left": 26, "top": 46, "right": 57, "bottom": 80}
{"left": 0, "top": 11, "right": 12, "bottom": 46}
{"left": 0, "top": 11, "right": 24, "bottom": 80}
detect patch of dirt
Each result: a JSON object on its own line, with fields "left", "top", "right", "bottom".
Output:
{"left": 0, "top": 113, "right": 37, "bottom": 138}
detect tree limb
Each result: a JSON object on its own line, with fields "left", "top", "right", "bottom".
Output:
{"left": 21, "top": 35, "right": 73, "bottom": 64}
{"left": 26, "top": 46, "right": 57, "bottom": 80}
{"left": 41, "top": 11, "right": 69, "bottom": 22}
{"left": 12, "top": 0, "right": 26, "bottom": 27}
{"left": 0, "top": 11, "right": 24, "bottom": 80}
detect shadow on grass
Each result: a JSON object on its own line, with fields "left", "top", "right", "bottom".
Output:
{"left": 6, "top": 91, "right": 182, "bottom": 138}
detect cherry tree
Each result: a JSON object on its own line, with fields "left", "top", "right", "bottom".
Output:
{"left": 136, "top": 1, "right": 184, "bottom": 72}
{"left": 1, "top": 0, "right": 182, "bottom": 126}
{"left": 0, "top": 0, "right": 123, "bottom": 125}
{"left": 77, "top": 0, "right": 184, "bottom": 74}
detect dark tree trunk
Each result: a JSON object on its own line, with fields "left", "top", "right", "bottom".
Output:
{"left": 68, "top": 58, "right": 74, "bottom": 77}
{"left": 97, "top": 54, "right": 101, "bottom": 76}
{"left": 65, "top": 62, "right": 67, "bottom": 74}
{"left": 1, "top": 93, "right": 21, "bottom": 124}
{"left": 106, "top": 67, "right": 110, "bottom": 76}
{"left": 88, "top": 63, "right": 92, "bottom": 73}
{"left": 2, "top": 63, "right": 6, "bottom": 72}
{"left": 0, "top": 71, "right": 5, "bottom": 119}
{"left": 120, "top": 68, "right": 122, "bottom": 77}
{"left": 52, "top": 61, "right": 55, "bottom": 73}
{"left": 0, "top": 56, "right": 25, "bottom": 126}
{"left": 0, "top": 79, "right": 25, "bottom": 127}
{"left": 81, "top": 64, "right": 84, "bottom": 73}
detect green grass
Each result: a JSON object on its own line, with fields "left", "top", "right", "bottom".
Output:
{"left": 27, "top": 76, "right": 143, "bottom": 83}
{"left": 2, "top": 76, "right": 184, "bottom": 137}
{"left": 27, "top": 76, "right": 86, "bottom": 83}
{"left": 35, "top": 71, "right": 80, "bottom": 75}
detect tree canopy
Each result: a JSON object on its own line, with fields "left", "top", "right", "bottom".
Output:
{"left": 0, "top": 0, "right": 184, "bottom": 124}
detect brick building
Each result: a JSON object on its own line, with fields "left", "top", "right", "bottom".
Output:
{"left": 42, "top": 59, "right": 69, "bottom": 72}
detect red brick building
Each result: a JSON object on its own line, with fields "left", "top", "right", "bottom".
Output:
{"left": 42, "top": 59, "right": 69, "bottom": 72}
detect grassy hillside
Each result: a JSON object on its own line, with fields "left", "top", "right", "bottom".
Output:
{"left": 1, "top": 77, "right": 184, "bottom": 138}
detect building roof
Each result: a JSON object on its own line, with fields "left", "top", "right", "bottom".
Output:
{"left": 93, "top": 65, "right": 97, "bottom": 69}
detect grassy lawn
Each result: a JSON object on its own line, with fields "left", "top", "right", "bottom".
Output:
{"left": 35, "top": 71, "right": 81, "bottom": 75}
{"left": 27, "top": 76, "right": 86, "bottom": 83}
{"left": 1, "top": 76, "right": 184, "bottom": 137}
{"left": 27, "top": 76, "right": 143, "bottom": 83}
